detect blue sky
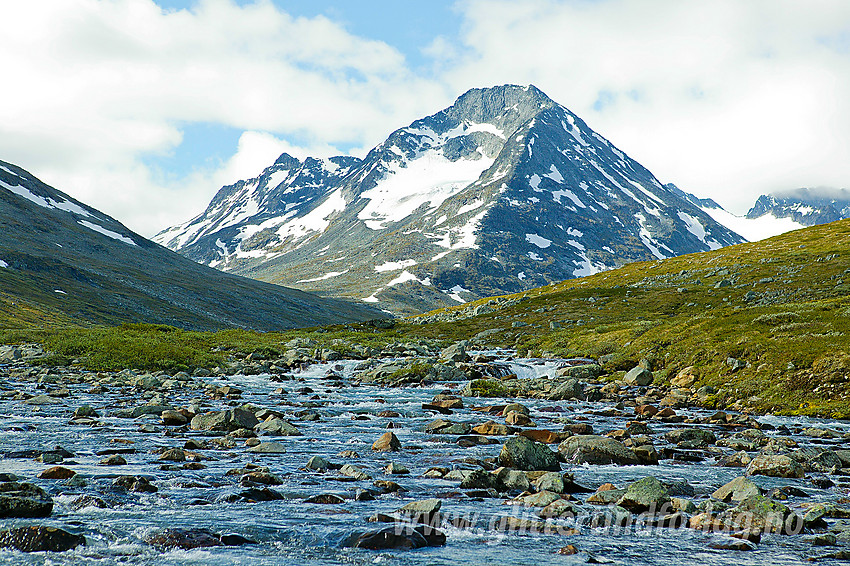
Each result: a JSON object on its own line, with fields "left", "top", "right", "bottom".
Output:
{"left": 144, "top": 0, "right": 461, "bottom": 180}
{"left": 3, "top": 0, "right": 849, "bottom": 235}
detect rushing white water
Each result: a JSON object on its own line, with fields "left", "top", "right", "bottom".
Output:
{"left": 0, "top": 354, "right": 846, "bottom": 565}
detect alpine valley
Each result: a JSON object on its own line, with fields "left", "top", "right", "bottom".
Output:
{"left": 156, "top": 84, "right": 749, "bottom": 314}
{"left": 0, "top": 160, "right": 384, "bottom": 330}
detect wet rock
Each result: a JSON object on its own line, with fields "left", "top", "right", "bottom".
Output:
{"left": 746, "top": 454, "right": 804, "bottom": 479}
{"left": 722, "top": 495, "right": 803, "bottom": 535}
{"left": 305, "top": 493, "right": 345, "bottom": 504}
{"left": 73, "top": 405, "right": 99, "bottom": 418}
{"left": 494, "top": 467, "right": 532, "bottom": 491}
{"left": 372, "top": 431, "right": 401, "bottom": 452}
{"left": 305, "top": 456, "right": 331, "bottom": 471}
{"left": 461, "top": 469, "right": 498, "bottom": 490}
{"left": 241, "top": 471, "right": 282, "bottom": 486}
{"left": 112, "top": 475, "right": 157, "bottom": 493}
{"left": 255, "top": 416, "right": 301, "bottom": 436}
{"left": 431, "top": 394, "right": 463, "bottom": 409}
{"left": 664, "top": 428, "right": 716, "bottom": 446}
{"left": 147, "top": 528, "right": 222, "bottom": 549}
{"left": 247, "top": 441, "right": 287, "bottom": 454}
{"left": 499, "top": 436, "right": 560, "bottom": 471}
{"left": 712, "top": 476, "right": 761, "bottom": 503}
{"left": 373, "top": 480, "right": 405, "bottom": 493}
{"left": 424, "top": 419, "right": 471, "bottom": 435}
{"left": 708, "top": 538, "right": 755, "bottom": 551}
{"left": 347, "top": 525, "right": 445, "bottom": 550}
{"left": 385, "top": 462, "right": 409, "bottom": 475}
{"left": 617, "top": 477, "right": 671, "bottom": 513}
{"left": 510, "top": 490, "right": 563, "bottom": 508}
{"left": 398, "top": 498, "right": 441, "bottom": 524}
{"left": 504, "top": 411, "right": 535, "bottom": 426}
{"left": 38, "top": 466, "right": 76, "bottom": 480}
{"left": 159, "top": 448, "right": 186, "bottom": 462}
{"left": 472, "top": 421, "right": 518, "bottom": 436}
{"left": 0, "top": 482, "right": 53, "bottom": 518}
{"left": 519, "top": 429, "right": 563, "bottom": 444}
{"left": 190, "top": 408, "right": 259, "bottom": 433}
{"left": 160, "top": 410, "right": 188, "bottom": 426}
{"left": 70, "top": 495, "right": 108, "bottom": 510}
{"left": 558, "top": 435, "right": 640, "bottom": 466}
{"left": 624, "top": 366, "right": 653, "bottom": 386}
{"left": 0, "top": 526, "right": 84, "bottom": 552}
{"left": 540, "top": 498, "right": 579, "bottom": 519}
{"left": 339, "top": 464, "right": 371, "bottom": 480}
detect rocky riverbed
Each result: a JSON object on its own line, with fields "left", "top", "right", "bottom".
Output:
{"left": 2, "top": 344, "right": 850, "bottom": 565}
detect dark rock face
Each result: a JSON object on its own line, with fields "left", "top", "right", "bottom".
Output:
{"left": 0, "top": 526, "right": 84, "bottom": 552}
{"left": 156, "top": 84, "right": 745, "bottom": 314}
{"left": 0, "top": 482, "right": 53, "bottom": 518}
{"left": 146, "top": 528, "right": 223, "bottom": 550}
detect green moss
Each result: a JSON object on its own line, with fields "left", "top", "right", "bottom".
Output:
{"left": 467, "top": 379, "right": 509, "bottom": 398}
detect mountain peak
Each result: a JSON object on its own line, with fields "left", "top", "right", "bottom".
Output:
{"left": 274, "top": 152, "right": 301, "bottom": 167}
{"left": 449, "top": 84, "right": 555, "bottom": 123}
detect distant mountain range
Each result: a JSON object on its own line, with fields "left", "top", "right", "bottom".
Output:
{"left": 0, "top": 160, "right": 384, "bottom": 330}
{"left": 156, "top": 84, "right": 750, "bottom": 314}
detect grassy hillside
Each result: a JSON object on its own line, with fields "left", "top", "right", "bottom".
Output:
{"left": 3, "top": 219, "right": 849, "bottom": 418}
{"left": 404, "top": 218, "right": 850, "bottom": 418}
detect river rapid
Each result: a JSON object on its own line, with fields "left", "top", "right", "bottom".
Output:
{"left": 1, "top": 352, "right": 849, "bottom": 565}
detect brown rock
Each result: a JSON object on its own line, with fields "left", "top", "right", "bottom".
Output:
{"left": 519, "top": 429, "right": 563, "bottom": 444}
{"left": 671, "top": 366, "right": 699, "bottom": 388}
{"left": 37, "top": 466, "right": 76, "bottom": 480}
{"left": 372, "top": 432, "right": 401, "bottom": 452}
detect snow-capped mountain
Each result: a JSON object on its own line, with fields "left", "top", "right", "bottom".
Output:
{"left": 667, "top": 184, "right": 850, "bottom": 243}
{"left": 156, "top": 84, "right": 746, "bottom": 314}
{"left": 0, "top": 159, "right": 383, "bottom": 329}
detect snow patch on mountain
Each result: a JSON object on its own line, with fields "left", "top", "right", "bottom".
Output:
{"left": 700, "top": 206, "right": 806, "bottom": 242}
{"left": 525, "top": 233, "right": 552, "bottom": 248}
{"left": 0, "top": 259, "right": 8, "bottom": 268}
{"left": 1, "top": 178, "right": 94, "bottom": 219}
{"left": 297, "top": 270, "right": 348, "bottom": 283}
{"left": 78, "top": 220, "right": 138, "bottom": 246}
{"left": 375, "top": 260, "right": 417, "bottom": 272}
{"left": 358, "top": 149, "right": 494, "bottom": 229}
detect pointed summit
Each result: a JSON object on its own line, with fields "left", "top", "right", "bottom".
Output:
{"left": 156, "top": 84, "right": 745, "bottom": 314}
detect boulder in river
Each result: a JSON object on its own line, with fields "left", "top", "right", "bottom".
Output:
{"left": 746, "top": 454, "right": 804, "bottom": 479}
{"left": 558, "top": 435, "right": 640, "bottom": 466}
{"left": 498, "top": 436, "right": 560, "bottom": 471}
{"left": 190, "top": 408, "right": 259, "bottom": 432}
{"left": 346, "top": 524, "right": 446, "bottom": 550}
{"left": 372, "top": 431, "right": 401, "bottom": 452}
{"left": 616, "top": 477, "right": 672, "bottom": 513}
{"left": 712, "top": 476, "right": 762, "bottom": 503}
{"left": 0, "top": 526, "right": 84, "bottom": 552}
{"left": 255, "top": 416, "right": 301, "bottom": 437}
{"left": 0, "top": 482, "right": 53, "bottom": 518}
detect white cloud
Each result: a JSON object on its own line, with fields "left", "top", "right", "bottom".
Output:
{"left": 2, "top": 0, "right": 849, "bottom": 239}
{"left": 0, "top": 0, "right": 450, "bottom": 235}
{"left": 445, "top": 0, "right": 850, "bottom": 213}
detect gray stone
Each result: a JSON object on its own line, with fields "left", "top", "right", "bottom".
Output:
{"left": 255, "top": 416, "right": 301, "bottom": 436}
{"left": 617, "top": 477, "right": 671, "bottom": 513}
{"left": 746, "top": 454, "right": 805, "bottom": 479}
{"left": 246, "top": 442, "right": 287, "bottom": 454}
{"left": 712, "top": 476, "right": 761, "bottom": 503}
{"left": 190, "top": 408, "right": 259, "bottom": 432}
{"left": 558, "top": 435, "right": 640, "bottom": 466}
{"left": 624, "top": 366, "right": 654, "bottom": 386}
{"left": 498, "top": 436, "right": 560, "bottom": 471}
